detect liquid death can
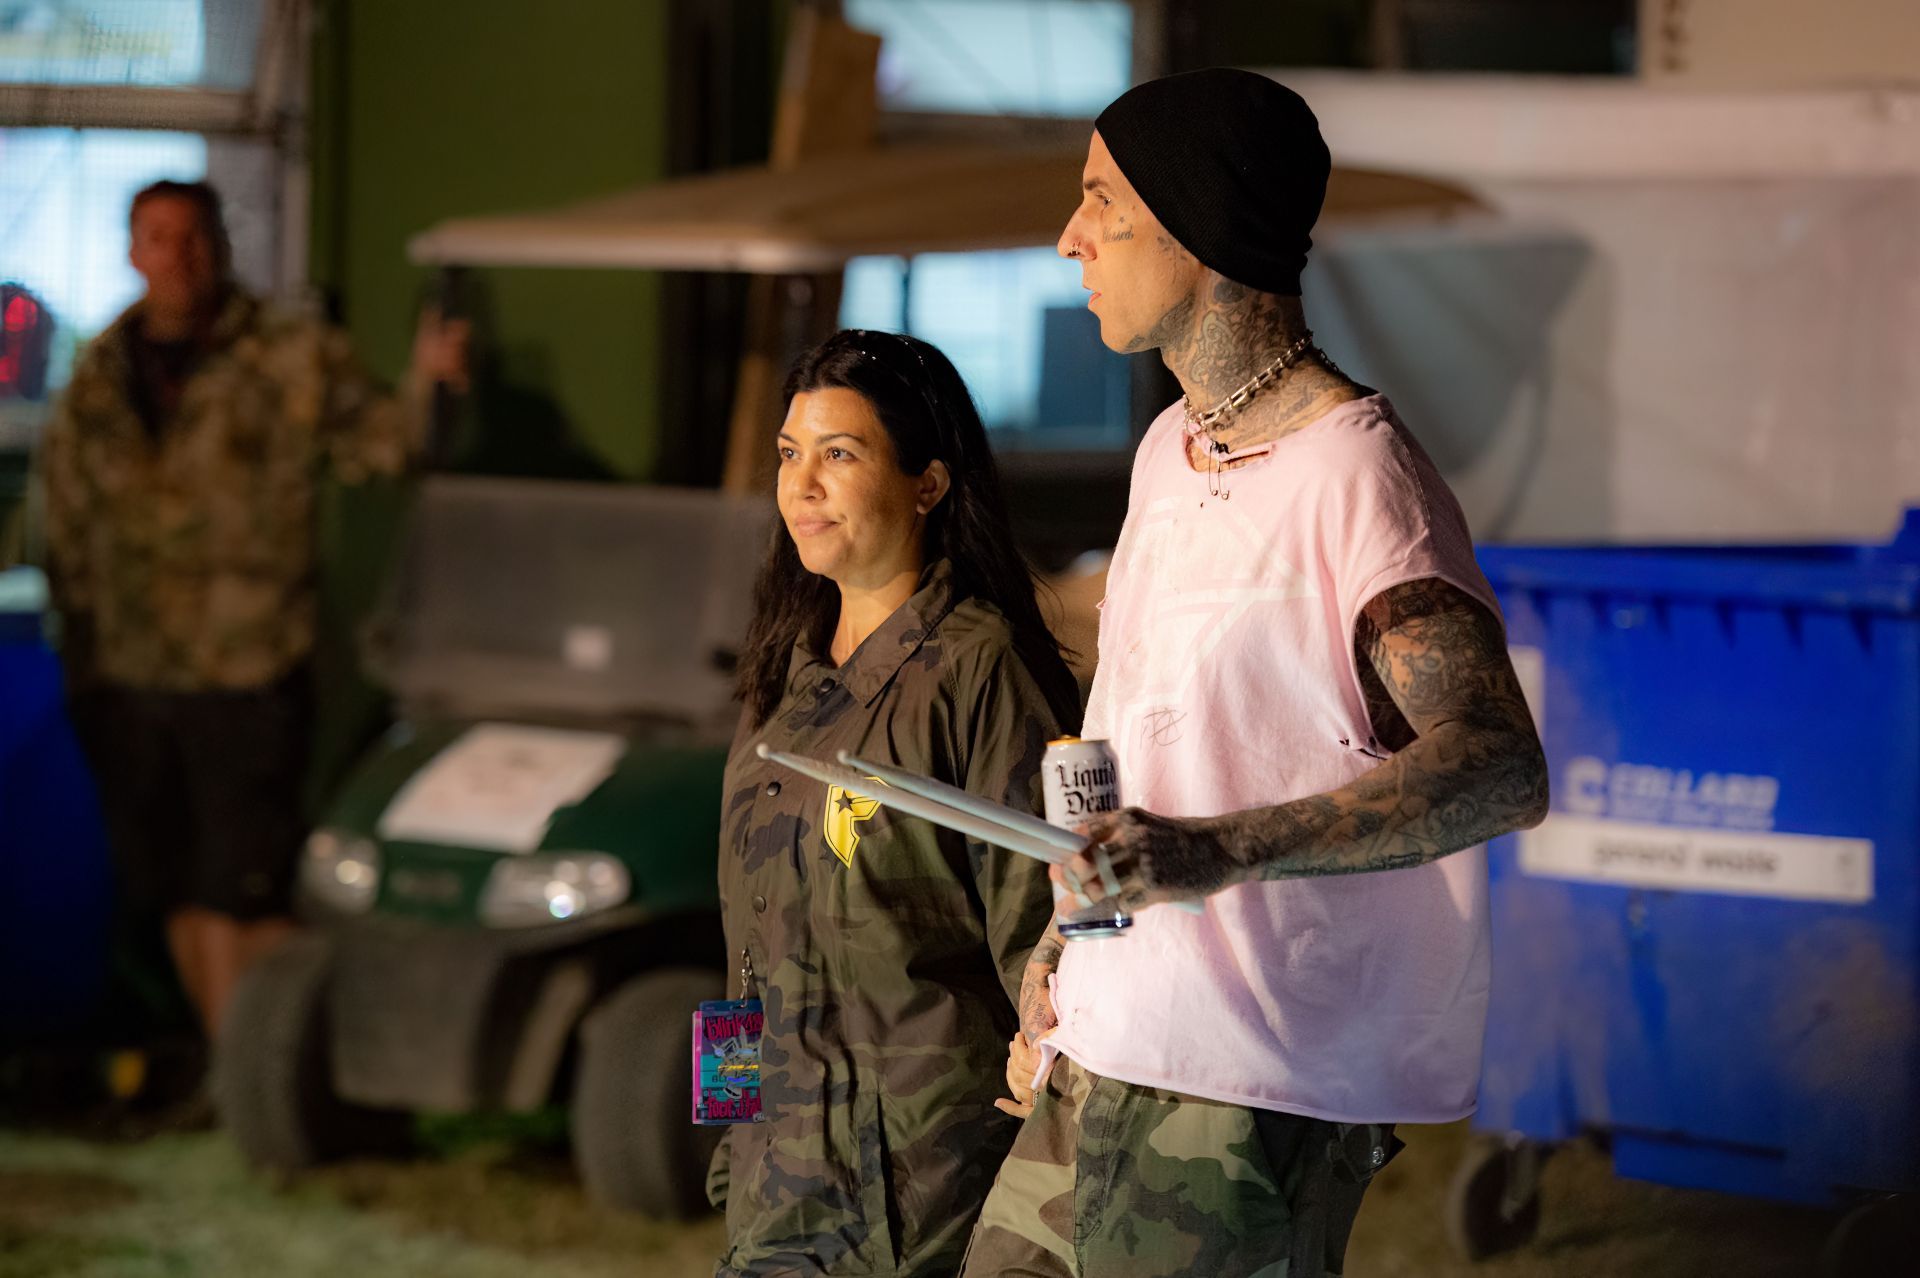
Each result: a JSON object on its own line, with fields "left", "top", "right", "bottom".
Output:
{"left": 1042, "top": 737, "right": 1131, "bottom": 940}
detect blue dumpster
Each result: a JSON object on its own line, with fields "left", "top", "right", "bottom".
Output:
{"left": 1461, "top": 510, "right": 1920, "bottom": 1258}
{"left": 0, "top": 566, "right": 114, "bottom": 1041}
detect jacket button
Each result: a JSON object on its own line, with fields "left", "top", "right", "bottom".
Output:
{"left": 817, "top": 679, "right": 834, "bottom": 694}
{"left": 752, "top": 894, "right": 768, "bottom": 914}
{"left": 764, "top": 780, "right": 781, "bottom": 797}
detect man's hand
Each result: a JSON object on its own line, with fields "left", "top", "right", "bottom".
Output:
{"left": 1056, "top": 578, "right": 1549, "bottom": 895}
{"left": 1051, "top": 808, "right": 1246, "bottom": 912}
{"left": 406, "top": 305, "right": 472, "bottom": 395}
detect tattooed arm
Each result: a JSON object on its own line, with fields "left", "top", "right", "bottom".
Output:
{"left": 994, "top": 918, "right": 1065, "bottom": 1119}
{"left": 1015, "top": 919, "right": 1065, "bottom": 1042}
{"left": 1053, "top": 578, "right": 1549, "bottom": 909}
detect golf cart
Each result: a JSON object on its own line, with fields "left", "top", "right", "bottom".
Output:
{"left": 217, "top": 477, "right": 764, "bottom": 1217}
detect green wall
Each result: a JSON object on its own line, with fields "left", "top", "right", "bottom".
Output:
{"left": 303, "top": 0, "right": 673, "bottom": 807}
{"left": 312, "top": 0, "right": 671, "bottom": 478}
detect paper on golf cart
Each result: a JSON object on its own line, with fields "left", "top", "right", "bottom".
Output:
{"left": 378, "top": 724, "right": 627, "bottom": 853}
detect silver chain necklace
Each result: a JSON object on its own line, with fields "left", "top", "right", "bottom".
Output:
{"left": 1182, "top": 332, "right": 1319, "bottom": 499}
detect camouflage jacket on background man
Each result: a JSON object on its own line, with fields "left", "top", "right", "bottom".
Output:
{"left": 713, "top": 560, "right": 1079, "bottom": 1278}
{"left": 41, "top": 290, "right": 419, "bottom": 692}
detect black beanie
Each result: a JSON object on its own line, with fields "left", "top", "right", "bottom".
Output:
{"left": 1094, "top": 68, "right": 1330, "bottom": 297}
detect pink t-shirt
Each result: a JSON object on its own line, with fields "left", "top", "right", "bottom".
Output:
{"left": 1045, "top": 394, "right": 1498, "bottom": 1123}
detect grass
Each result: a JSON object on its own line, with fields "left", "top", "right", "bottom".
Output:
{"left": 0, "top": 1115, "right": 1852, "bottom": 1278}
{"left": 0, "top": 1128, "right": 724, "bottom": 1278}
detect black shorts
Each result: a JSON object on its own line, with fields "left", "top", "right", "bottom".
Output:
{"left": 71, "top": 669, "right": 311, "bottom": 921}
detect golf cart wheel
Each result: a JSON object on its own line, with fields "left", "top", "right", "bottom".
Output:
{"left": 1447, "top": 1133, "right": 1546, "bottom": 1261}
{"left": 215, "top": 933, "right": 411, "bottom": 1171}
{"left": 573, "top": 967, "right": 725, "bottom": 1218}
{"left": 1822, "top": 1194, "right": 1919, "bottom": 1277}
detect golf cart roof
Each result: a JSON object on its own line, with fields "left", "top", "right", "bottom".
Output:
{"left": 406, "top": 140, "right": 1483, "bottom": 272}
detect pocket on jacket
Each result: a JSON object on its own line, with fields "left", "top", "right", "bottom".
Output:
{"left": 721, "top": 1061, "right": 896, "bottom": 1275}
{"left": 832, "top": 1066, "right": 898, "bottom": 1272}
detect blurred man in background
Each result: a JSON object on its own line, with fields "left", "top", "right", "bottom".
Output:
{"left": 40, "top": 179, "right": 467, "bottom": 1048}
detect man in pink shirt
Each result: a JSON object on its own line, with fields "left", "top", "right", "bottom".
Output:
{"left": 962, "top": 70, "right": 1549, "bottom": 1278}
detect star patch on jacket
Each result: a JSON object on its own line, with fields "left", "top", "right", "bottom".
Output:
{"left": 822, "top": 778, "right": 885, "bottom": 867}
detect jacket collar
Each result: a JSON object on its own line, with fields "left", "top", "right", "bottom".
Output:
{"left": 99, "top": 286, "right": 257, "bottom": 361}
{"left": 786, "top": 558, "right": 959, "bottom": 708}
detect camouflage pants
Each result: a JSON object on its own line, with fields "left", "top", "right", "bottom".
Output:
{"left": 959, "top": 1057, "right": 1392, "bottom": 1278}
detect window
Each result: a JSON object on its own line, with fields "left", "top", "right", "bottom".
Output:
{"left": 0, "top": 127, "right": 207, "bottom": 404}
{"left": 846, "top": 0, "right": 1133, "bottom": 118}
{"left": 0, "top": 2, "right": 292, "bottom": 572}
{"left": 838, "top": 1, "right": 1139, "bottom": 451}
{"left": 0, "top": 0, "right": 285, "bottom": 432}
{"left": 841, "top": 248, "right": 1132, "bottom": 450}
{"left": 0, "top": 0, "right": 263, "bottom": 89}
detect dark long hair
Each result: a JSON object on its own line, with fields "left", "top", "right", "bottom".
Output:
{"left": 736, "top": 329, "right": 1070, "bottom": 728}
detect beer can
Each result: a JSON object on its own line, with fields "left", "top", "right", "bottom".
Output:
{"left": 1042, "top": 737, "right": 1131, "bottom": 940}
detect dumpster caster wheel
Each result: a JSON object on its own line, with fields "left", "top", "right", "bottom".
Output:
{"left": 1822, "top": 1194, "right": 1918, "bottom": 1278}
{"left": 1447, "top": 1134, "right": 1546, "bottom": 1262}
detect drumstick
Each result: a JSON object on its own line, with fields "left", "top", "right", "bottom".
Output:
{"left": 836, "top": 752, "right": 1084, "bottom": 855}
{"left": 755, "top": 745, "right": 1069, "bottom": 865}
{"left": 835, "top": 750, "right": 1206, "bottom": 918}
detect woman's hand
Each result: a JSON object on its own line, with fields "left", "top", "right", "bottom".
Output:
{"left": 993, "top": 1030, "right": 1051, "bottom": 1119}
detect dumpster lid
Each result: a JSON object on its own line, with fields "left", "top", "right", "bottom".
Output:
{"left": 1477, "top": 508, "right": 1920, "bottom": 615}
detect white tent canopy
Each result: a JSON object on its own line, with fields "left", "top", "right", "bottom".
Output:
{"left": 406, "top": 141, "right": 1483, "bottom": 272}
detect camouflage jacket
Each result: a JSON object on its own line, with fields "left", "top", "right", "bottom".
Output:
{"left": 40, "top": 290, "right": 419, "bottom": 691}
{"left": 713, "top": 559, "right": 1079, "bottom": 1278}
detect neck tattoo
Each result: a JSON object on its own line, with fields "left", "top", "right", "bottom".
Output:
{"left": 1181, "top": 332, "right": 1322, "bottom": 500}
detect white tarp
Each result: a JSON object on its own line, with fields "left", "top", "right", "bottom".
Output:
{"left": 1285, "top": 73, "right": 1920, "bottom": 545}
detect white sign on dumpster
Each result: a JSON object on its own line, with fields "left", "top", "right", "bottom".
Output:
{"left": 1520, "top": 815, "right": 1874, "bottom": 904}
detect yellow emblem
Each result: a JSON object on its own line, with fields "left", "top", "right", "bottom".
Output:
{"left": 823, "top": 778, "right": 886, "bottom": 867}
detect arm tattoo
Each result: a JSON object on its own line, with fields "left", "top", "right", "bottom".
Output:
{"left": 1220, "top": 578, "right": 1549, "bottom": 879}
{"left": 1015, "top": 929, "right": 1064, "bottom": 1039}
